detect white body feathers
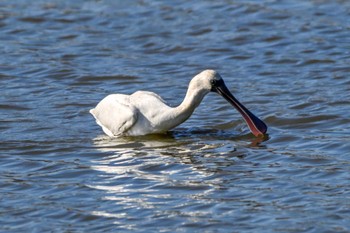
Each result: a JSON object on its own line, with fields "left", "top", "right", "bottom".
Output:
{"left": 90, "top": 70, "right": 219, "bottom": 136}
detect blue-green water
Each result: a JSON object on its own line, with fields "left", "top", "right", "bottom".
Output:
{"left": 1, "top": 1, "right": 350, "bottom": 232}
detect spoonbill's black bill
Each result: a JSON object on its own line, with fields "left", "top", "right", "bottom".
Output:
{"left": 211, "top": 79, "right": 267, "bottom": 137}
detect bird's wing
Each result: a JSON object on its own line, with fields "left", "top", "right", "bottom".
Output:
{"left": 90, "top": 94, "right": 137, "bottom": 136}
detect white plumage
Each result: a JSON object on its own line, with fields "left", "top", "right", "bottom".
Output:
{"left": 90, "top": 70, "right": 267, "bottom": 137}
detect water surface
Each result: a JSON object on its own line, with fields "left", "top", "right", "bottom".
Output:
{"left": 1, "top": 1, "right": 350, "bottom": 232}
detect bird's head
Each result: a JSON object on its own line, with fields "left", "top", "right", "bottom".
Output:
{"left": 190, "top": 69, "right": 268, "bottom": 137}
{"left": 190, "top": 69, "right": 223, "bottom": 92}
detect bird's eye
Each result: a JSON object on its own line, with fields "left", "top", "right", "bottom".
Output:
{"left": 211, "top": 79, "right": 217, "bottom": 86}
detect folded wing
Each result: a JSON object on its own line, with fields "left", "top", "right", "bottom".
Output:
{"left": 90, "top": 94, "right": 137, "bottom": 136}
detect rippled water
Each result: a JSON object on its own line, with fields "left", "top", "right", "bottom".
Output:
{"left": 1, "top": 1, "right": 350, "bottom": 232}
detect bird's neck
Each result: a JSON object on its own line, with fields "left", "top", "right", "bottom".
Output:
{"left": 179, "top": 86, "right": 207, "bottom": 110}
{"left": 169, "top": 86, "right": 209, "bottom": 126}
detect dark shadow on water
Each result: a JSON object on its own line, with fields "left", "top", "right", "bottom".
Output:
{"left": 172, "top": 127, "right": 269, "bottom": 146}
{"left": 92, "top": 127, "right": 269, "bottom": 155}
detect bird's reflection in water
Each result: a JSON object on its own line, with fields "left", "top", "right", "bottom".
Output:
{"left": 90, "top": 128, "right": 268, "bottom": 177}
{"left": 89, "top": 129, "right": 268, "bottom": 224}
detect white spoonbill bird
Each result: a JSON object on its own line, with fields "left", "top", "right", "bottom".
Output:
{"left": 90, "top": 70, "right": 267, "bottom": 137}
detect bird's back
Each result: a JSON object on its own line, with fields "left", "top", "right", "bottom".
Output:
{"left": 126, "top": 91, "right": 175, "bottom": 135}
{"left": 90, "top": 91, "right": 172, "bottom": 136}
